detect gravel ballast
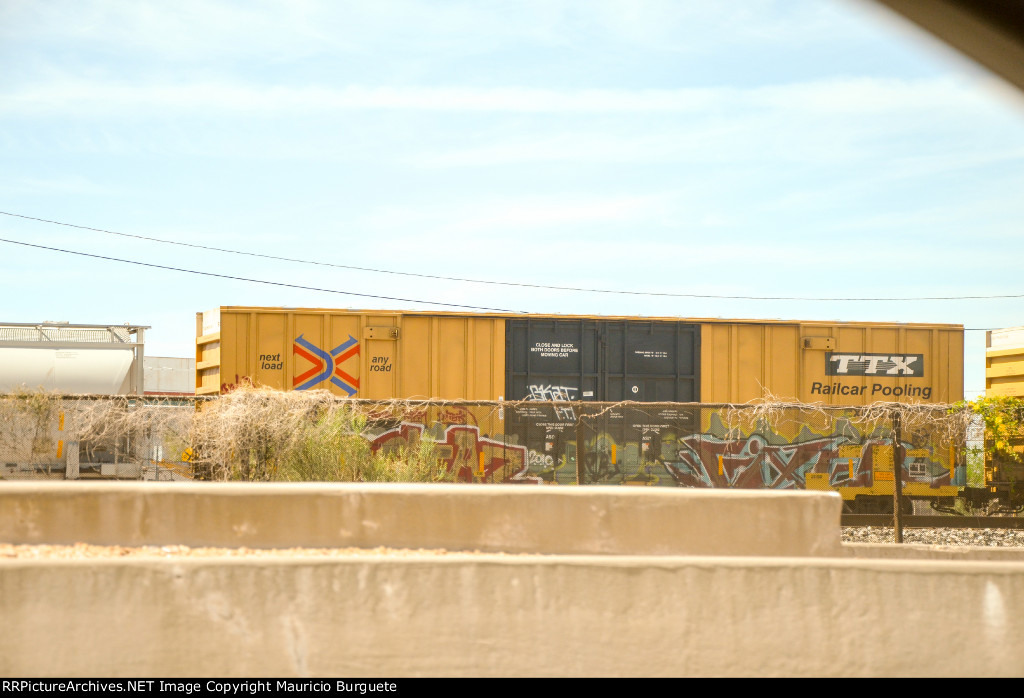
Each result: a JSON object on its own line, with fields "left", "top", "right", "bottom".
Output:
{"left": 0, "top": 543, "right": 472, "bottom": 560}
{"left": 2, "top": 527, "right": 1024, "bottom": 558}
{"left": 842, "top": 527, "right": 1024, "bottom": 547}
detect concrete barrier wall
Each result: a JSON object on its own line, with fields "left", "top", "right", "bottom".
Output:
{"left": 2, "top": 554, "right": 1023, "bottom": 677}
{"left": 3, "top": 483, "right": 1023, "bottom": 677}
{"left": 0, "top": 482, "right": 844, "bottom": 557}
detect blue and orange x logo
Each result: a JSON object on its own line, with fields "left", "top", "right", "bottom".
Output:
{"left": 292, "top": 334, "right": 359, "bottom": 396}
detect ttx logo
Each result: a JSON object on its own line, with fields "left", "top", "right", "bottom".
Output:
{"left": 293, "top": 334, "right": 360, "bottom": 395}
{"left": 825, "top": 352, "right": 923, "bottom": 376}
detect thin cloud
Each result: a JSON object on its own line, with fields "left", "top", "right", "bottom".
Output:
{"left": 1, "top": 75, "right": 985, "bottom": 117}
{"left": 4, "top": 82, "right": 721, "bottom": 115}
{"left": 0, "top": 174, "right": 117, "bottom": 196}
{"left": 0, "top": 1, "right": 867, "bottom": 66}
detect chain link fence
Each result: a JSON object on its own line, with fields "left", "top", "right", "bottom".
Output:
{"left": 0, "top": 390, "right": 972, "bottom": 501}
{"left": 506, "top": 401, "right": 967, "bottom": 493}
{"left": 0, "top": 393, "right": 194, "bottom": 481}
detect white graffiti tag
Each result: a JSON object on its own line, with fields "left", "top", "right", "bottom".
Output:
{"left": 527, "top": 384, "right": 578, "bottom": 420}
{"left": 528, "top": 449, "right": 555, "bottom": 468}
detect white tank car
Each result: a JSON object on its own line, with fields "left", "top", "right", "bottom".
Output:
{"left": 0, "top": 323, "right": 145, "bottom": 395}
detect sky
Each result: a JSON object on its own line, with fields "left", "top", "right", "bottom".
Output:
{"left": 2, "top": 0, "right": 1024, "bottom": 399}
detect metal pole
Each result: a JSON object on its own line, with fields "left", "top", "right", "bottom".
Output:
{"left": 893, "top": 409, "right": 904, "bottom": 544}
{"left": 575, "top": 402, "right": 586, "bottom": 485}
{"left": 134, "top": 326, "right": 145, "bottom": 396}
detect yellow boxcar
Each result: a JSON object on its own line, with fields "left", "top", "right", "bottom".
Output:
{"left": 197, "top": 307, "right": 504, "bottom": 400}
{"left": 700, "top": 319, "right": 963, "bottom": 404}
{"left": 985, "top": 326, "right": 1024, "bottom": 397}
{"left": 195, "top": 307, "right": 965, "bottom": 501}
{"left": 197, "top": 307, "right": 963, "bottom": 406}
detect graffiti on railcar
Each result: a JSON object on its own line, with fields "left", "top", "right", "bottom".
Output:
{"left": 665, "top": 430, "right": 876, "bottom": 489}
{"left": 369, "top": 421, "right": 532, "bottom": 483}
{"left": 401, "top": 404, "right": 480, "bottom": 428}
{"left": 526, "top": 384, "right": 577, "bottom": 420}
{"left": 651, "top": 414, "right": 953, "bottom": 490}
{"left": 506, "top": 408, "right": 956, "bottom": 489}
{"left": 362, "top": 405, "right": 956, "bottom": 490}
{"left": 652, "top": 416, "right": 950, "bottom": 490}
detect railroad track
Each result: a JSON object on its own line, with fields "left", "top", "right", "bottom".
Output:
{"left": 841, "top": 515, "right": 1024, "bottom": 529}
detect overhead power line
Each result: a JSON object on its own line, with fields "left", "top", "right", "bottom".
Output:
{"left": 0, "top": 238, "right": 522, "bottom": 313}
{"left": 0, "top": 235, "right": 999, "bottom": 329}
{"left": 4, "top": 210, "right": 1024, "bottom": 302}
{"left": 0, "top": 236, "right": 1002, "bottom": 331}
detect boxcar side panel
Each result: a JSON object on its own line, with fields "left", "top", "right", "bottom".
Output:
{"left": 201, "top": 309, "right": 962, "bottom": 406}
{"left": 701, "top": 322, "right": 963, "bottom": 405}
{"left": 767, "top": 324, "right": 800, "bottom": 401}
{"left": 735, "top": 324, "right": 765, "bottom": 403}
{"left": 987, "top": 346, "right": 1024, "bottom": 397}
{"left": 206, "top": 308, "right": 505, "bottom": 400}
{"left": 399, "top": 317, "right": 431, "bottom": 399}
{"left": 437, "top": 317, "right": 468, "bottom": 400}
{"left": 359, "top": 315, "right": 393, "bottom": 399}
